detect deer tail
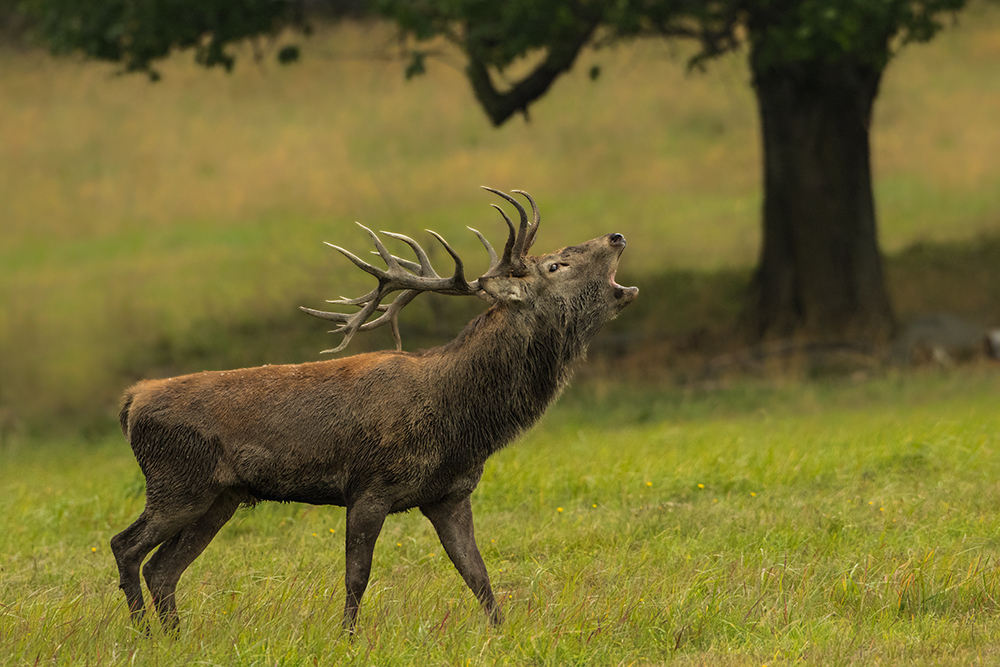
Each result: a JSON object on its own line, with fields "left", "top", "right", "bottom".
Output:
{"left": 118, "top": 391, "right": 135, "bottom": 440}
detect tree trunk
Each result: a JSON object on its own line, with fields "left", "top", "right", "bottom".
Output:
{"left": 745, "top": 57, "right": 896, "bottom": 344}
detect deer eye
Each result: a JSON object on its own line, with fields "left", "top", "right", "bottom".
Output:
{"left": 548, "top": 263, "right": 560, "bottom": 273}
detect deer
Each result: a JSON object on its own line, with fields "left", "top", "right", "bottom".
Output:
{"left": 112, "top": 187, "right": 638, "bottom": 633}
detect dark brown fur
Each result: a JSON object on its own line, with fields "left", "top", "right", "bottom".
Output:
{"left": 112, "top": 222, "right": 637, "bottom": 633}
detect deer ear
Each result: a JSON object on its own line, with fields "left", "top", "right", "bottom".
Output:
{"left": 479, "top": 276, "right": 529, "bottom": 303}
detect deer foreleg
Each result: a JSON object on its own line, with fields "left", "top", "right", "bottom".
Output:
{"left": 343, "top": 497, "right": 390, "bottom": 632}
{"left": 421, "top": 494, "right": 501, "bottom": 625}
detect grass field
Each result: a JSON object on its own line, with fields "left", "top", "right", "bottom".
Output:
{"left": 3, "top": 370, "right": 1000, "bottom": 665}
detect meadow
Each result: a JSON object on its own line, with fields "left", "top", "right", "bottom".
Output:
{"left": 4, "top": 370, "right": 1000, "bottom": 665}
{"left": 2, "top": 3, "right": 1000, "bottom": 665}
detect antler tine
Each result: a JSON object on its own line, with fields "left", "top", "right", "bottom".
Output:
{"left": 303, "top": 295, "right": 384, "bottom": 353}
{"left": 489, "top": 204, "right": 516, "bottom": 268}
{"left": 321, "top": 284, "right": 384, "bottom": 307}
{"left": 299, "top": 305, "right": 353, "bottom": 323}
{"left": 426, "top": 230, "right": 470, "bottom": 291}
{"left": 323, "top": 242, "right": 375, "bottom": 275}
{"left": 381, "top": 230, "right": 440, "bottom": 278}
{"left": 355, "top": 289, "right": 420, "bottom": 351}
{"left": 377, "top": 253, "right": 422, "bottom": 274}
{"left": 480, "top": 185, "right": 534, "bottom": 262}
{"left": 467, "top": 227, "right": 498, "bottom": 271}
{"left": 301, "top": 285, "right": 417, "bottom": 353}
{"left": 481, "top": 186, "right": 530, "bottom": 258}
{"left": 510, "top": 190, "right": 540, "bottom": 252}
{"left": 357, "top": 223, "right": 400, "bottom": 271}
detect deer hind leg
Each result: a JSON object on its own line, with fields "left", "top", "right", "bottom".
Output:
{"left": 110, "top": 492, "right": 220, "bottom": 631}
{"left": 421, "top": 494, "right": 500, "bottom": 625}
{"left": 142, "top": 492, "right": 241, "bottom": 633}
{"left": 110, "top": 510, "right": 156, "bottom": 629}
{"left": 342, "top": 497, "right": 390, "bottom": 633}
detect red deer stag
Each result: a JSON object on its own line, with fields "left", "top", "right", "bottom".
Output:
{"left": 113, "top": 187, "right": 638, "bottom": 632}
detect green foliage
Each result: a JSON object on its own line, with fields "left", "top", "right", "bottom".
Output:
{"left": 19, "top": 0, "right": 971, "bottom": 82}
{"left": 21, "top": 0, "right": 302, "bottom": 77}
{"left": 745, "top": 0, "right": 968, "bottom": 74}
{"left": 383, "top": 0, "right": 601, "bottom": 69}
{"left": 384, "top": 0, "right": 970, "bottom": 73}
{"left": 0, "top": 0, "right": 30, "bottom": 44}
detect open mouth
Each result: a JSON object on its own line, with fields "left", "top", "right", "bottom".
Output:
{"left": 609, "top": 266, "right": 639, "bottom": 304}
{"left": 605, "top": 233, "right": 637, "bottom": 303}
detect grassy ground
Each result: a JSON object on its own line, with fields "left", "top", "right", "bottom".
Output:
{"left": 3, "top": 8, "right": 1000, "bottom": 664}
{"left": 3, "top": 369, "right": 1000, "bottom": 665}
{"left": 2, "top": 6, "right": 1000, "bottom": 430}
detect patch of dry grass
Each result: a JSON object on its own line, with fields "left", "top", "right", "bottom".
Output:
{"left": 1, "top": 7, "right": 999, "bottom": 428}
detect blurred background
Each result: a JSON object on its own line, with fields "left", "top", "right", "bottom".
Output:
{"left": 1, "top": 0, "right": 999, "bottom": 438}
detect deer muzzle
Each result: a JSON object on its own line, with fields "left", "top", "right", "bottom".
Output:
{"left": 607, "top": 233, "right": 638, "bottom": 304}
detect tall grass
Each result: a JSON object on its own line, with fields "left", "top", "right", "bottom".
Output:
{"left": 2, "top": 6, "right": 1000, "bottom": 429}
{"left": 3, "top": 371, "right": 1000, "bottom": 664}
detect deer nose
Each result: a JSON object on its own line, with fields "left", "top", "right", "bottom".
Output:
{"left": 609, "top": 233, "right": 626, "bottom": 248}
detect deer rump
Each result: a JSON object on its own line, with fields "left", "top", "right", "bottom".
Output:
{"left": 111, "top": 187, "right": 637, "bottom": 634}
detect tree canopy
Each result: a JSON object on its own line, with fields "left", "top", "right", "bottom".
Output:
{"left": 19, "top": 0, "right": 306, "bottom": 78}
{"left": 20, "top": 1, "right": 965, "bottom": 87}
{"left": 385, "top": 0, "right": 965, "bottom": 125}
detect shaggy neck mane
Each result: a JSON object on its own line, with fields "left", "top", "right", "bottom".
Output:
{"left": 425, "top": 304, "right": 584, "bottom": 462}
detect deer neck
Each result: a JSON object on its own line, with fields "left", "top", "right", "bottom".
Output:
{"left": 431, "top": 305, "right": 583, "bottom": 459}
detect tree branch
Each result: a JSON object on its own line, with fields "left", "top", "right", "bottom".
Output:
{"left": 464, "top": 20, "right": 599, "bottom": 127}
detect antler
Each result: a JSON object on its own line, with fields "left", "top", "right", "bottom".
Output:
{"left": 479, "top": 186, "right": 540, "bottom": 277}
{"left": 302, "top": 187, "right": 541, "bottom": 353}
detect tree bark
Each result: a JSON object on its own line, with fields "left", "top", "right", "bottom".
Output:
{"left": 745, "top": 57, "right": 896, "bottom": 344}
